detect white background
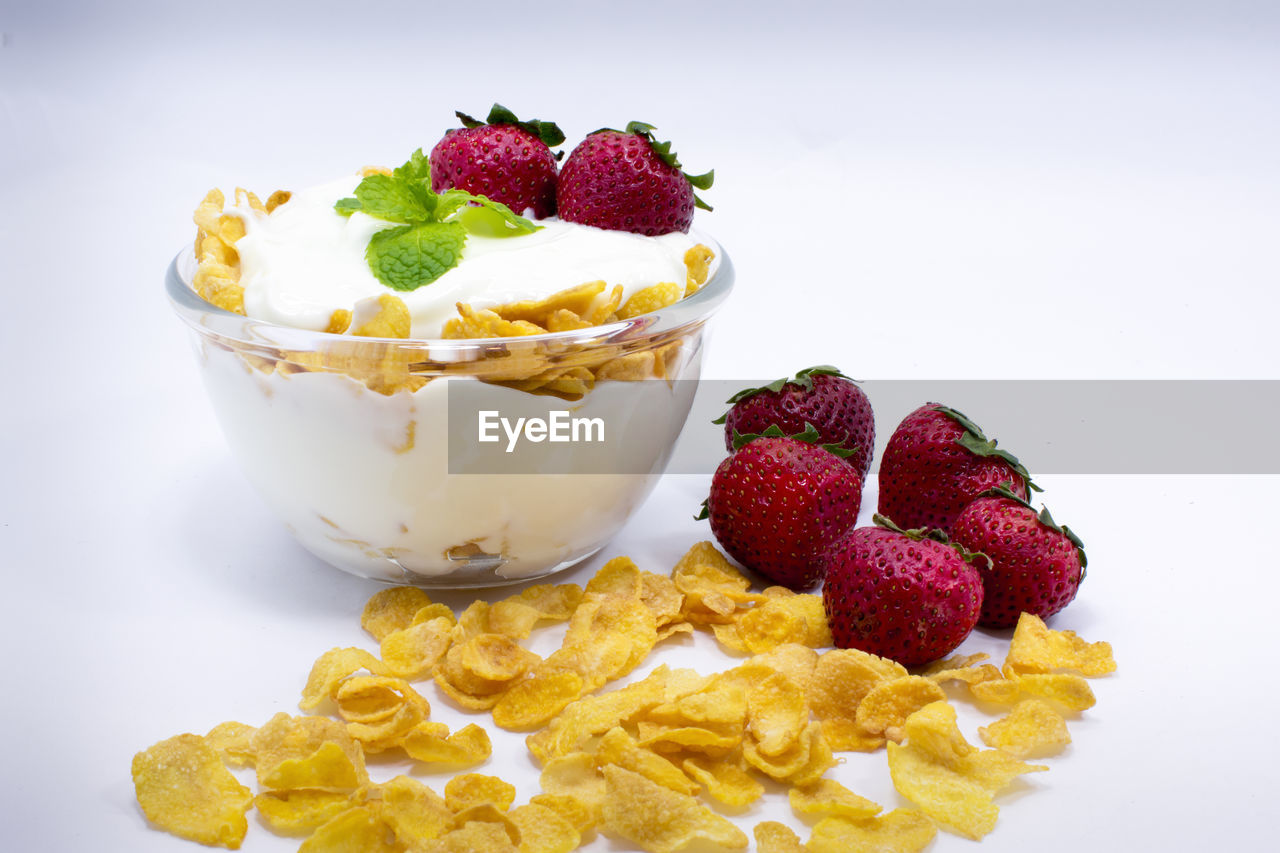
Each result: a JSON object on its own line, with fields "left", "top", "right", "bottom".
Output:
{"left": 2, "top": 1, "right": 1278, "bottom": 850}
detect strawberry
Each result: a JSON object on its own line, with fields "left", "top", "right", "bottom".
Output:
{"left": 715, "top": 366, "right": 875, "bottom": 478}
{"left": 949, "top": 485, "right": 1087, "bottom": 629}
{"left": 821, "top": 515, "right": 985, "bottom": 666}
{"left": 557, "top": 121, "right": 713, "bottom": 235}
{"left": 877, "top": 403, "right": 1038, "bottom": 534}
{"left": 429, "top": 103, "right": 564, "bottom": 219}
{"left": 699, "top": 434, "right": 863, "bottom": 590}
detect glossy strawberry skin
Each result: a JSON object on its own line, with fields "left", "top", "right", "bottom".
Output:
{"left": 950, "top": 496, "right": 1085, "bottom": 629}
{"left": 706, "top": 437, "right": 863, "bottom": 590}
{"left": 723, "top": 374, "right": 875, "bottom": 478}
{"left": 877, "top": 404, "right": 1029, "bottom": 534}
{"left": 821, "top": 526, "right": 984, "bottom": 666}
{"left": 557, "top": 130, "right": 695, "bottom": 235}
{"left": 430, "top": 124, "right": 559, "bottom": 218}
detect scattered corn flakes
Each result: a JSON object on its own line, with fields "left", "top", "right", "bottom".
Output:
{"left": 600, "top": 765, "right": 748, "bottom": 853}
{"left": 979, "top": 698, "right": 1072, "bottom": 758}
{"left": 788, "top": 778, "right": 881, "bottom": 820}
{"left": 888, "top": 701, "right": 1047, "bottom": 839}
{"left": 132, "top": 734, "right": 253, "bottom": 849}
{"left": 806, "top": 809, "right": 938, "bottom": 853}
{"left": 1005, "top": 612, "right": 1117, "bottom": 677}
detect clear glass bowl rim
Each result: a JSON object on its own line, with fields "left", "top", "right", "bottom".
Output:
{"left": 165, "top": 233, "right": 733, "bottom": 358}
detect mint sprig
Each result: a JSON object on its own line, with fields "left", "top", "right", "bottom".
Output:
{"left": 335, "top": 149, "right": 540, "bottom": 292}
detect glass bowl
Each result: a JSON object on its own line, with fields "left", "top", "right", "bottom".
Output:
{"left": 166, "top": 239, "right": 732, "bottom": 587}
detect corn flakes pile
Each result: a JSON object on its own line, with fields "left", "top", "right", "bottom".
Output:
{"left": 132, "top": 543, "right": 1115, "bottom": 851}
{"left": 190, "top": 185, "right": 714, "bottom": 398}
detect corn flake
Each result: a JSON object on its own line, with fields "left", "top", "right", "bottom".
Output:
{"left": 1006, "top": 612, "right": 1117, "bottom": 677}
{"left": 806, "top": 809, "right": 937, "bottom": 853}
{"left": 131, "top": 733, "right": 253, "bottom": 849}
{"left": 401, "top": 722, "right": 492, "bottom": 766}
{"left": 508, "top": 802, "right": 581, "bottom": 853}
{"left": 887, "top": 701, "right": 1046, "bottom": 840}
{"left": 600, "top": 765, "right": 748, "bottom": 853}
{"left": 855, "top": 675, "right": 948, "bottom": 743}
{"left": 788, "top": 778, "right": 881, "bottom": 820}
{"left": 979, "top": 698, "right": 1072, "bottom": 758}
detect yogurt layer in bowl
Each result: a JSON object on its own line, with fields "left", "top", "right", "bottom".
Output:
{"left": 168, "top": 171, "right": 731, "bottom": 587}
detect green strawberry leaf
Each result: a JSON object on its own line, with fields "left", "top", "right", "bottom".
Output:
{"left": 695, "top": 498, "right": 710, "bottom": 521}
{"left": 968, "top": 484, "right": 1087, "bottom": 575}
{"left": 730, "top": 422, "right": 858, "bottom": 459}
{"left": 365, "top": 222, "right": 466, "bottom": 292}
{"left": 713, "top": 365, "right": 855, "bottom": 423}
{"left": 936, "top": 404, "right": 1041, "bottom": 493}
{"left": 597, "top": 121, "right": 714, "bottom": 210}
{"left": 455, "top": 104, "right": 567, "bottom": 150}
{"left": 872, "top": 513, "right": 991, "bottom": 569}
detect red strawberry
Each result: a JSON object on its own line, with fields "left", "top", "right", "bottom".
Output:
{"left": 716, "top": 366, "right": 875, "bottom": 478}
{"left": 700, "top": 435, "right": 863, "bottom": 590}
{"left": 429, "top": 104, "right": 564, "bottom": 219}
{"left": 557, "top": 121, "right": 713, "bottom": 235}
{"left": 822, "top": 515, "right": 985, "bottom": 666}
{"left": 877, "top": 403, "right": 1037, "bottom": 534}
{"left": 950, "top": 486, "right": 1087, "bottom": 629}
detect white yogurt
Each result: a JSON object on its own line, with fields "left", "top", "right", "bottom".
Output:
{"left": 232, "top": 175, "right": 697, "bottom": 338}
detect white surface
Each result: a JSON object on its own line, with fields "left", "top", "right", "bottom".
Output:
{"left": 2, "top": 1, "right": 1279, "bottom": 851}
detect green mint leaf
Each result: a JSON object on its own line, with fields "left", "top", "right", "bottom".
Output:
{"left": 434, "top": 189, "right": 472, "bottom": 223}
{"left": 438, "top": 189, "right": 539, "bottom": 238}
{"left": 392, "top": 148, "right": 433, "bottom": 185}
{"left": 365, "top": 222, "right": 466, "bottom": 292}
{"left": 354, "top": 173, "right": 430, "bottom": 224}
{"left": 456, "top": 204, "right": 539, "bottom": 237}
{"left": 334, "top": 197, "right": 362, "bottom": 217}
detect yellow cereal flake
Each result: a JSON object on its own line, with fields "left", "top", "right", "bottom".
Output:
{"left": 131, "top": 733, "right": 253, "bottom": 849}
{"left": 854, "top": 675, "right": 948, "bottom": 743}
{"left": 1006, "top": 612, "right": 1117, "bottom": 677}
{"left": 508, "top": 802, "right": 582, "bottom": 853}
{"left": 681, "top": 755, "right": 764, "bottom": 807}
{"left": 443, "top": 303, "right": 547, "bottom": 339}
{"left": 969, "top": 671, "right": 1097, "bottom": 712}
{"left": 683, "top": 244, "right": 716, "bottom": 295}
{"left": 754, "top": 821, "right": 805, "bottom": 853}
{"left": 204, "top": 721, "right": 256, "bottom": 768}
{"left": 887, "top": 701, "right": 1046, "bottom": 840}
{"left": 443, "top": 772, "right": 517, "bottom": 813}
{"left": 401, "top": 722, "right": 492, "bottom": 766}
{"left": 979, "top": 698, "right": 1072, "bottom": 758}
{"left": 351, "top": 294, "right": 412, "bottom": 339}
{"left": 805, "top": 809, "right": 937, "bottom": 853}
{"left": 300, "top": 647, "right": 388, "bottom": 712}
{"left": 600, "top": 765, "right": 748, "bottom": 853}
{"left": 489, "top": 280, "right": 607, "bottom": 324}
{"left": 266, "top": 189, "right": 292, "bottom": 212}
{"left": 788, "top": 778, "right": 882, "bottom": 820}
{"left": 297, "top": 805, "right": 399, "bottom": 853}
{"left": 616, "top": 281, "right": 683, "bottom": 320}
{"left": 379, "top": 615, "right": 454, "bottom": 680}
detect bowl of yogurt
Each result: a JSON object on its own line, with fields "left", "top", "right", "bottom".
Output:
{"left": 167, "top": 172, "right": 732, "bottom": 587}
